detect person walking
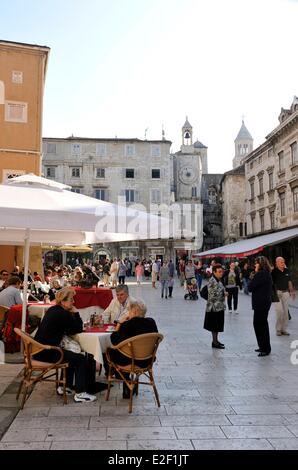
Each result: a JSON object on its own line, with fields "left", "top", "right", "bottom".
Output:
{"left": 248, "top": 256, "right": 272, "bottom": 357}
{"left": 168, "top": 277, "right": 174, "bottom": 298}
{"left": 223, "top": 262, "right": 242, "bottom": 314}
{"left": 185, "top": 260, "right": 195, "bottom": 282}
{"left": 203, "top": 264, "right": 226, "bottom": 349}
{"left": 135, "top": 262, "right": 144, "bottom": 285}
{"left": 271, "top": 256, "right": 295, "bottom": 336}
{"left": 151, "top": 260, "right": 159, "bottom": 289}
{"left": 110, "top": 258, "right": 119, "bottom": 288}
{"left": 194, "top": 261, "right": 203, "bottom": 290}
{"left": 179, "top": 259, "right": 186, "bottom": 286}
{"left": 102, "top": 261, "right": 111, "bottom": 287}
{"left": 118, "top": 260, "right": 127, "bottom": 285}
{"left": 241, "top": 262, "right": 252, "bottom": 295}
{"left": 159, "top": 261, "right": 170, "bottom": 299}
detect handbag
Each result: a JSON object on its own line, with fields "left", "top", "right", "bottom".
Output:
{"left": 200, "top": 284, "right": 208, "bottom": 300}
{"left": 60, "top": 335, "right": 81, "bottom": 353}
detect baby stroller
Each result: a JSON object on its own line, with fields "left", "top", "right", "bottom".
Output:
{"left": 184, "top": 278, "right": 198, "bottom": 300}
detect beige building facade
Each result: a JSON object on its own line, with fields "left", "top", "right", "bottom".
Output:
{"left": 221, "top": 165, "right": 246, "bottom": 245}
{"left": 220, "top": 120, "right": 253, "bottom": 245}
{"left": 43, "top": 121, "right": 205, "bottom": 262}
{"left": 245, "top": 97, "right": 298, "bottom": 236}
{"left": 0, "top": 40, "right": 50, "bottom": 272}
{"left": 42, "top": 136, "right": 176, "bottom": 261}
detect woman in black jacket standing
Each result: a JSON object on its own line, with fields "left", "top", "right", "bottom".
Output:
{"left": 248, "top": 256, "right": 273, "bottom": 357}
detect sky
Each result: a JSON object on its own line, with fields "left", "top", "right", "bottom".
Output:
{"left": 1, "top": 0, "right": 298, "bottom": 173}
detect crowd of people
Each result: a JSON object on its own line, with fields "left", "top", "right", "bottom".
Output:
{"left": 202, "top": 256, "right": 295, "bottom": 357}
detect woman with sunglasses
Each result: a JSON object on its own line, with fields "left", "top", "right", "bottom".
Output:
{"left": 248, "top": 256, "right": 273, "bottom": 357}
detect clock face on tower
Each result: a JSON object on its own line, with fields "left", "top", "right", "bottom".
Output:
{"left": 179, "top": 165, "right": 197, "bottom": 184}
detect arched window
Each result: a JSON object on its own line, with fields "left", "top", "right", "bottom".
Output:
{"left": 0, "top": 80, "right": 5, "bottom": 104}
{"left": 208, "top": 187, "right": 217, "bottom": 204}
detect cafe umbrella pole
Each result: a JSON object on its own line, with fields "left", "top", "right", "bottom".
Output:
{"left": 21, "top": 228, "right": 30, "bottom": 334}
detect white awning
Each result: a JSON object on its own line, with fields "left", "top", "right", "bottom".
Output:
{"left": 193, "top": 227, "right": 298, "bottom": 259}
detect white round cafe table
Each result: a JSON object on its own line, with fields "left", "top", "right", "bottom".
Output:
{"left": 74, "top": 329, "right": 114, "bottom": 369}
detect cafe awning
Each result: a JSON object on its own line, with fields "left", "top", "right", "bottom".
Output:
{"left": 42, "top": 245, "right": 93, "bottom": 253}
{"left": 193, "top": 227, "right": 298, "bottom": 259}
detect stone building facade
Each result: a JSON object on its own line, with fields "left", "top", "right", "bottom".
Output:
{"left": 219, "top": 120, "right": 253, "bottom": 246}
{"left": 201, "top": 174, "right": 223, "bottom": 251}
{"left": 42, "top": 122, "right": 205, "bottom": 262}
{"left": 0, "top": 39, "right": 50, "bottom": 272}
{"left": 245, "top": 96, "right": 298, "bottom": 236}
{"left": 171, "top": 118, "right": 206, "bottom": 258}
{"left": 233, "top": 120, "right": 253, "bottom": 169}
{"left": 220, "top": 165, "right": 246, "bottom": 245}
{"left": 42, "top": 136, "right": 173, "bottom": 260}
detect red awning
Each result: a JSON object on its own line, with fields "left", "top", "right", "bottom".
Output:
{"left": 193, "top": 227, "right": 298, "bottom": 259}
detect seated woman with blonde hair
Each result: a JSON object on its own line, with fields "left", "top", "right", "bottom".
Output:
{"left": 107, "top": 300, "right": 158, "bottom": 398}
{"left": 33, "top": 287, "right": 97, "bottom": 403}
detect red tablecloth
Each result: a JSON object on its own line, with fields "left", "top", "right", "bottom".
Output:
{"left": 3, "top": 304, "right": 29, "bottom": 353}
{"left": 84, "top": 324, "right": 115, "bottom": 333}
{"left": 73, "top": 287, "right": 113, "bottom": 310}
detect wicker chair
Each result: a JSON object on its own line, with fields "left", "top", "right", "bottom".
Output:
{"left": 105, "top": 332, "right": 163, "bottom": 413}
{"left": 14, "top": 327, "right": 68, "bottom": 409}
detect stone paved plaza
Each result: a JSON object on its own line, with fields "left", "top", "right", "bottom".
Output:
{"left": 1, "top": 280, "right": 298, "bottom": 450}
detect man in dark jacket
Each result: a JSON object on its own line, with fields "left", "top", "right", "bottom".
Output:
{"left": 248, "top": 256, "right": 273, "bottom": 357}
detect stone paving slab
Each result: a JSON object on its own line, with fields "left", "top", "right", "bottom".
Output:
{"left": 9, "top": 416, "right": 90, "bottom": 429}
{"left": 90, "top": 416, "right": 161, "bottom": 427}
{"left": 286, "top": 425, "right": 298, "bottom": 437}
{"left": 100, "top": 405, "right": 167, "bottom": 416}
{"left": 2, "top": 428, "right": 48, "bottom": 442}
{"left": 192, "top": 439, "right": 274, "bottom": 450}
{"left": 127, "top": 440, "right": 194, "bottom": 450}
{"left": 164, "top": 404, "right": 235, "bottom": 415}
{"left": 106, "top": 426, "right": 176, "bottom": 440}
{"left": 174, "top": 426, "right": 226, "bottom": 439}
{"left": 160, "top": 415, "right": 231, "bottom": 426}
{"left": 0, "top": 442, "right": 52, "bottom": 450}
{"left": 230, "top": 404, "right": 296, "bottom": 415}
{"left": 268, "top": 438, "right": 298, "bottom": 450}
{"left": 226, "top": 414, "right": 290, "bottom": 426}
{"left": 45, "top": 428, "right": 107, "bottom": 441}
{"left": 221, "top": 425, "right": 295, "bottom": 439}
{"left": 50, "top": 440, "right": 127, "bottom": 450}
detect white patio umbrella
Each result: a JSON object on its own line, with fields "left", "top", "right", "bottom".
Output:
{"left": 0, "top": 174, "right": 168, "bottom": 331}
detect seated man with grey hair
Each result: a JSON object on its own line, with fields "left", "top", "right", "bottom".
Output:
{"left": 107, "top": 299, "right": 158, "bottom": 398}
{"left": 103, "top": 284, "right": 137, "bottom": 323}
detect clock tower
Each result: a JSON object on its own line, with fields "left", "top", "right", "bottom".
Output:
{"left": 171, "top": 117, "right": 207, "bottom": 257}
{"left": 174, "top": 117, "right": 207, "bottom": 202}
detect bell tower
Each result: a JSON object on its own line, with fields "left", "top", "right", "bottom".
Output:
{"left": 182, "top": 117, "right": 193, "bottom": 146}
{"left": 233, "top": 119, "right": 253, "bottom": 168}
